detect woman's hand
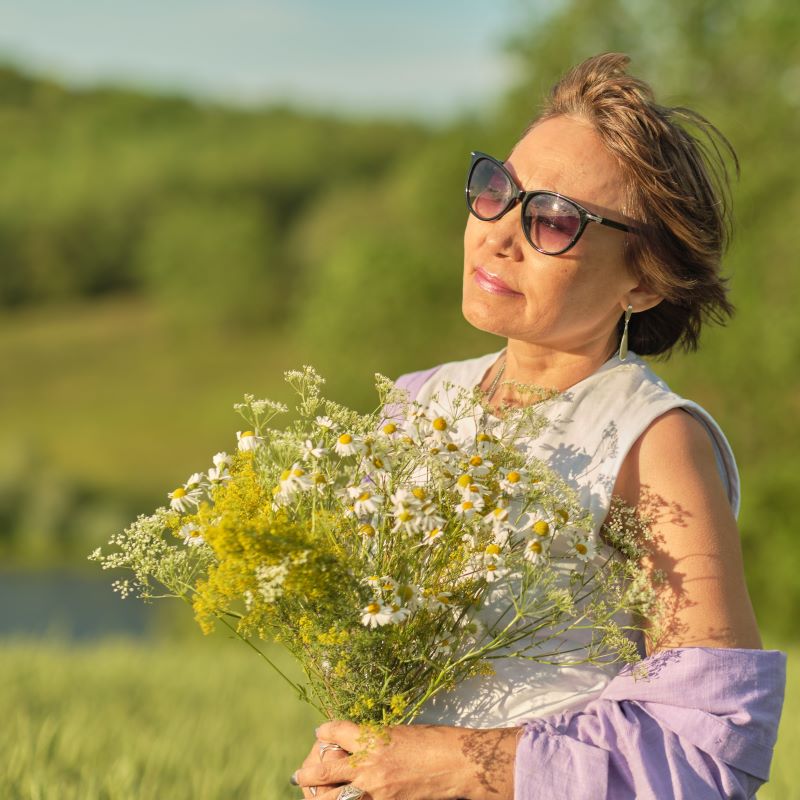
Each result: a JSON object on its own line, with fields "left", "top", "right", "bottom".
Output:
{"left": 292, "top": 721, "right": 518, "bottom": 800}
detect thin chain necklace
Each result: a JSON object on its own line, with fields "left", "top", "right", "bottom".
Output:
{"left": 480, "top": 352, "right": 507, "bottom": 425}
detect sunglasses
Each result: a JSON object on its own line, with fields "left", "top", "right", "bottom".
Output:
{"left": 465, "top": 152, "right": 636, "bottom": 255}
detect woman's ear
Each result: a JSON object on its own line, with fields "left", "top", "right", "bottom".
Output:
{"left": 623, "top": 284, "right": 663, "bottom": 313}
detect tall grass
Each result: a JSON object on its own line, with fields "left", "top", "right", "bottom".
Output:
{"left": 3, "top": 637, "right": 796, "bottom": 799}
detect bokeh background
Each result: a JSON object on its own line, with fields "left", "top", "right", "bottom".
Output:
{"left": 1, "top": 0, "right": 797, "bottom": 797}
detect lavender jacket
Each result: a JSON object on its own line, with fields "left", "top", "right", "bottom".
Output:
{"left": 394, "top": 368, "right": 787, "bottom": 799}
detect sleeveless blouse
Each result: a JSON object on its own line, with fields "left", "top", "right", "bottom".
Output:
{"left": 401, "top": 349, "right": 740, "bottom": 728}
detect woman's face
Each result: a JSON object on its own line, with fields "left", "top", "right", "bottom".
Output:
{"left": 462, "top": 114, "right": 640, "bottom": 356}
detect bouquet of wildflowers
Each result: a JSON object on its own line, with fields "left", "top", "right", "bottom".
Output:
{"left": 91, "top": 367, "right": 656, "bottom": 725}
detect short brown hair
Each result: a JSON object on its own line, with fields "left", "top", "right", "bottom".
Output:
{"left": 531, "top": 53, "right": 736, "bottom": 357}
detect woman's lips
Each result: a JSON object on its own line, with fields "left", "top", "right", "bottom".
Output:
{"left": 473, "top": 267, "right": 522, "bottom": 296}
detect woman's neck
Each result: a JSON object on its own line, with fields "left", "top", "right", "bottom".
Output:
{"left": 486, "top": 337, "right": 618, "bottom": 406}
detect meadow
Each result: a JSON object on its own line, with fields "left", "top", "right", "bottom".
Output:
{"left": 4, "top": 637, "right": 796, "bottom": 799}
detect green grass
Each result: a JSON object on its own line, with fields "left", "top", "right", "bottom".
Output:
{"left": 3, "top": 637, "right": 320, "bottom": 799}
{"left": 3, "top": 637, "right": 797, "bottom": 799}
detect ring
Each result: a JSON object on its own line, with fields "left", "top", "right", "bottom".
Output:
{"left": 337, "top": 786, "right": 365, "bottom": 800}
{"left": 319, "top": 742, "right": 346, "bottom": 761}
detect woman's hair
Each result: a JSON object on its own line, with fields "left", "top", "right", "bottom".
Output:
{"left": 530, "top": 53, "right": 736, "bottom": 357}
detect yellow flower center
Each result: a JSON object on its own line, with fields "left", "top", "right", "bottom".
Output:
{"left": 426, "top": 528, "right": 441, "bottom": 540}
{"left": 280, "top": 469, "right": 292, "bottom": 482}
{"left": 382, "top": 583, "right": 395, "bottom": 592}
{"left": 486, "top": 563, "right": 498, "bottom": 572}
{"left": 575, "top": 542, "right": 588, "bottom": 555}
{"left": 528, "top": 540, "right": 542, "bottom": 554}
{"left": 366, "top": 603, "right": 380, "bottom": 614}
{"left": 412, "top": 487, "right": 427, "bottom": 500}
{"left": 398, "top": 510, "right": 412, "bottom": 522}
{"left": 446, "top": 443, "right": 459, "bottom": 452}
{"left": 429, "top": 447, "right": 440, "bottom": 455}
{"left": 292, "top": 468, "right": 305, "bottom": 477}
{"left": 359, "top": 524, "right": 376, "bottom": 537}
{"left": 314, "top": 473, "right": 327, "bottom": 484}
{"left": 241, "top": 431, "right": 255, "bottom": 438}
{"left": 358, "top": 491, "right": 372, "bottom": 501}
{"left": 432, "top": 417, "right": 448, "bottom": 431}
{"left": 170, "top": 487, "right": 186, "bottom": 499}
{"left": 555, "top": 508, "right": 569, "bottom": 524}
{"left": 382, "top": 423, "right": 397, "bottom": 435}
{"left": 462, "top": 501, "right": 474, "bottom": 511}
{"left": 533, "top": 520, "right": 550, "bottom": 537}
{"left": 457, "top": 474, "right": 471, "bottom": 488}
{"left": 485, "top": 543, "right": 501, "bottom": 555}
{"left": 338, "top": 433, "right": 353, "bottom": 445}
{"left": 469, "top": 455, "right": 483, "bottom": 467}
{"left": 506, "top": 470, "right": 521, "bottom": 483}
{"left": 477, "top": 433, "right": 492, "bottom": 442}
{"left": 372, "top": 457, "right": 384, "bottom": 469}
{"left": 398, "top": 585, "right": 414, "bottom": 602}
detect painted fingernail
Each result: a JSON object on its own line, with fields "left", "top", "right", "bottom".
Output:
{"left": 289, "top": 773, "right": 299, "bottom": 786}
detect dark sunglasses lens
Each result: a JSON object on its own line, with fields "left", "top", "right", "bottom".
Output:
{"left": 523, "top": 194, "right": 582, "bottom": 253}
{"left": 468, "top": 159, "right": 514, "bottom": 219}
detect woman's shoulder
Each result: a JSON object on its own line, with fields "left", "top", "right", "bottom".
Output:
{"left": 394, "top": 350, "right": 503, "bottom": 402}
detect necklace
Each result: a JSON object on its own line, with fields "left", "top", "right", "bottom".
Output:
{"left": 479, "top": 353, "right": 507, "bottom": 426}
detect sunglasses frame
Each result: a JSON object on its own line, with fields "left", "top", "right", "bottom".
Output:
{"left": 466, "top": 151, "right": 636, "bottom": 256}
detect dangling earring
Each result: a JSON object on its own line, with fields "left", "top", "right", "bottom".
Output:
{"left": 618, "top": 304, "right": 633, "bottom": 361}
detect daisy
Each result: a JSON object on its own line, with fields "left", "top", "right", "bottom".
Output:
{"left": 179, "top": 522, "right": 204, "bottom": 547}
{"left": 419, "top": 526, "right": 445, "bottom": 547}
{"left": 236, "top": 430, "right": 262, "bottom": 452}
{"left": 334, "top": 432, "right": 361, "bottom": 457}
{"left": 212, "top": 452, "right": 231, "bottom": 470}
{"left": 425, "top": 591, "right": 452, "bottom": 612}
{"left": 499, "top": 468, "right": 528, "bottom": 496}
{"left": 387, "top": 603, "right": 412, "bottom": 624}
{"left": 454, "top": 495, "right": 485, "bottom": 519}
{"left": 571, "top": 534, "right": 597, "bottom": 562}
{"left": 207, "top": 466, "right": 230, "bottom": 485}
{"left": 347, "top": 486, "right": 383, "bottom": 517}
{"left": 278, "top": 463, "right": 314, "bottom": 499}
{"left": 315, "top": 415, "right": 336, "bottom": 431}
{"left": 168, "top": 484, "right": 203, "bottom": 513}
{"left": 301, "top": 439, "right": 327, "bottom": 461}
{"left": 484, "top": 560, "right": 509, "bottom": 583}
{"left": 523, "top": 538, "right": 548, "bottom": 565}
{"left": 360, "top": 602, "right": 392, "bottom": 629}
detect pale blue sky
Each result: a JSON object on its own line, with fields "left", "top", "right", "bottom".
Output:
{"left": 0, "top": 0, "right": 543, "bottom": 119}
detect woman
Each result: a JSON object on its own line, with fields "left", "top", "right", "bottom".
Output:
{"left": 292, "top": 54, "right": 785, "bottom": 799}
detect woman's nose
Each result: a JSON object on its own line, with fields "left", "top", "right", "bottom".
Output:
{"left": 483, "top": 207, "right": 525, "bottom": 260}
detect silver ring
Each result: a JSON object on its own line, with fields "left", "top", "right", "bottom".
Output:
{"left": 319, "top": 742, "right": 345, "bottom": 761}
{"left": 337, "top": 786, "right": 365, "bottom": 800}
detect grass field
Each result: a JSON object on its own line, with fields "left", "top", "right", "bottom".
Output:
{"left": 3, "top": 637, "right": 796, "bottom": 799}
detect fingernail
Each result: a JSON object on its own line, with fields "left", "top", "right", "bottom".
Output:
{"left": 289, "top": 773, "right": 299, "bottom": 786}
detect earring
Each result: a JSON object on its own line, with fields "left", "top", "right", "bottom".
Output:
{"left": 618, "top": 304, "right": 633, "bottom": 361}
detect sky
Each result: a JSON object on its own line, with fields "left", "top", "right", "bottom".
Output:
{"left": 0, "top": 0, "right": 532, "bottom": 120}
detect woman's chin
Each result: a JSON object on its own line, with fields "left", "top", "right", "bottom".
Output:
{"left": 461, "top": 298, "right": 514, "bottom": 339}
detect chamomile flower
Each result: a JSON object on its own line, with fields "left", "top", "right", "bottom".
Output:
{"left": 523, "top": 538, "right": 548, "bottom": 565}
{"left": 278, "top": 463, "right": 314, "bottom": 500}
{"left": 499, "top": 467, "right": 528, "bottom": 496}
{"left": 334, "top": 432, "right": 361, "bottom": 457}
{"left": 394, "top": 583, "right": 423, "bottom": 610}
{"left": 347, "top": 486, "right": 383, "bottom": 517}
{"left": 388, "top": 603, "right": 412, "bottom": 624}
{"left": 433, "top": 634, "right": 457, "bottom": 656}
{"left": 571, "top": 534, "right": 597, "bottom": 562}
{"left": 207, "top": 466, "right": 231, "bottom": 485}
{"left": 301, "top": 439, "right": 327, "bottom": 460}
{"left": 425, "top": 591, "right": 453, "bottom": 612}
{"left": 179, "top": 522, "right": 204, "bottom": 547}
{"left": 463, "top": 453, "right": 492, "bottom": 477}
{"left": 360, "top": 602, "right": 392, "bottom": 629}
{"left": 236, "top": 430, "right": 261, "bottom": 452}
{"left": 212, "top": 452, "right": 231, "bottom": 470}
{"left": 454, "top": 495, "right": 485, "bottom": 518}
{"left": 168, "top": 484, "right": 203, "bottom": 513}
{"left": 483, "top": 560, "right": 509, "bottom": 583}
{"left": 420, "top": 527, "right": 445, "bottom": 546}
{"left": 315, "top": 415, "right": 336, "bottom": 431}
